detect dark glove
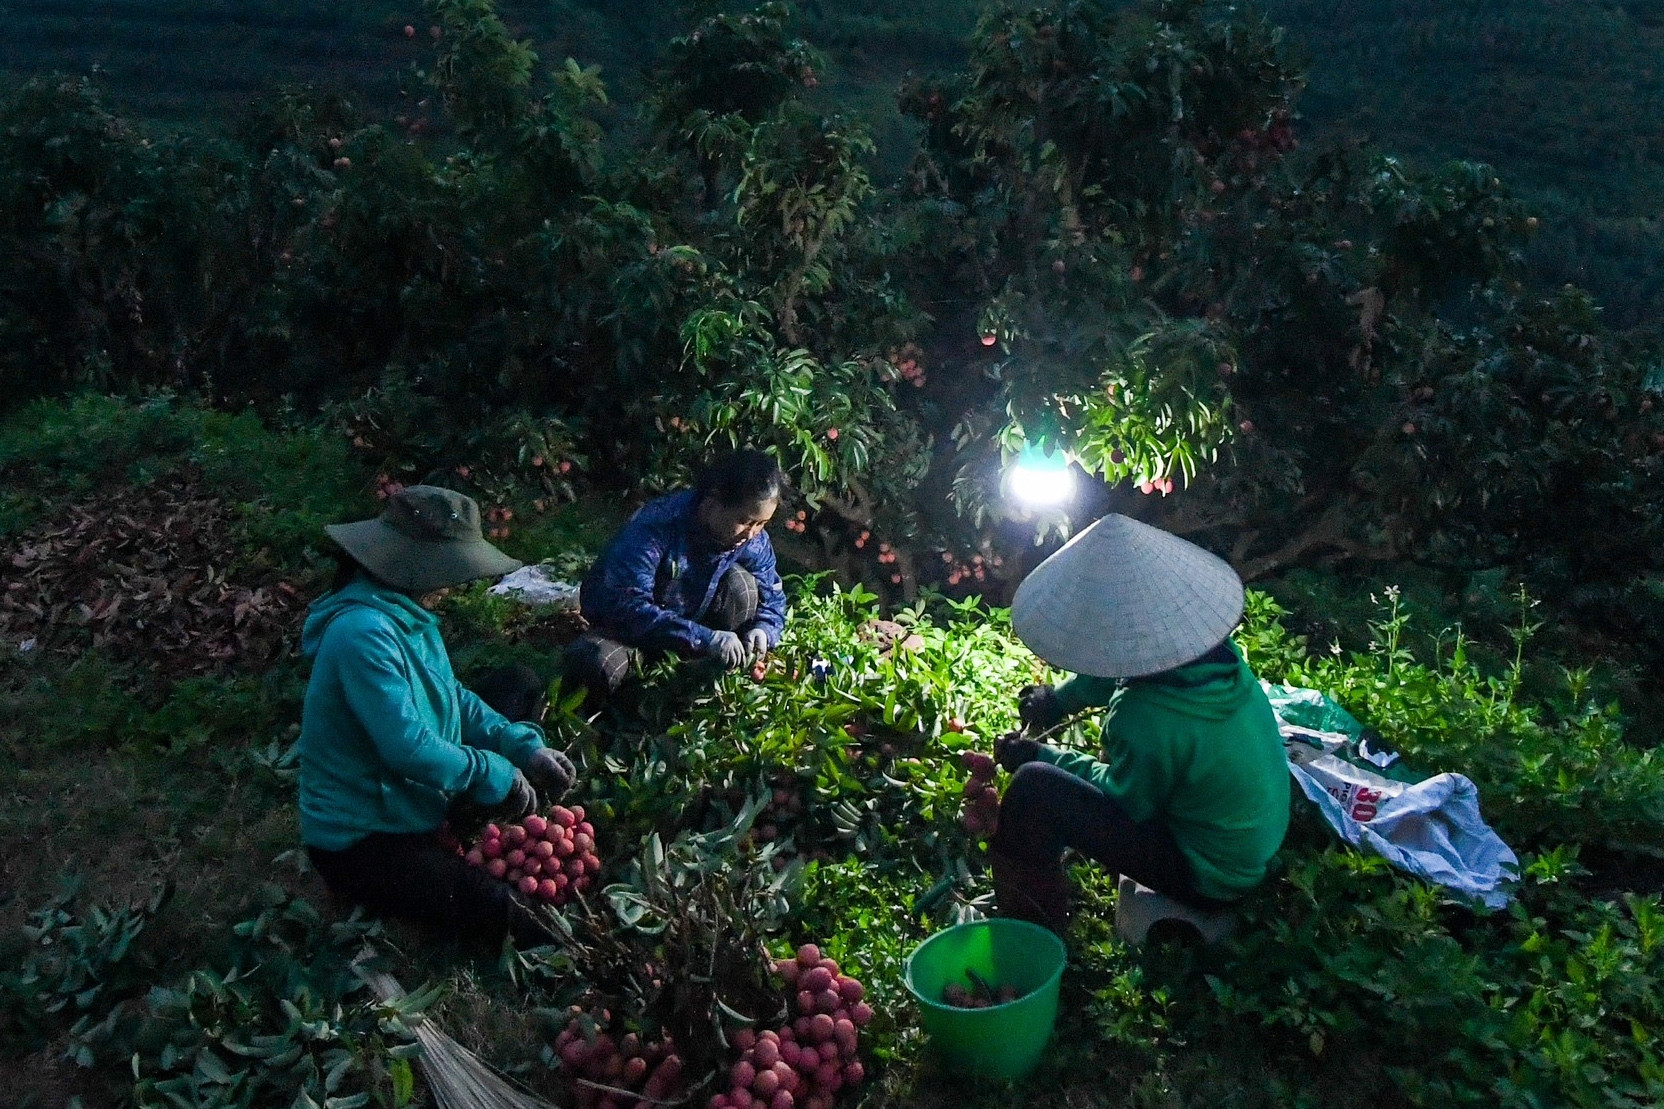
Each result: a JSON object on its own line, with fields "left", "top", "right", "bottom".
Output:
{"left": 1017, "top": 684, "right": 1064, "bottom": 732}
{"left": 994, "top": 730, "right": 1042, "bottom": 773}
{"left": 486, "top": 769, "right": 538, "bottom": 824}
{"left": 523, "top": 747, "right": 577, "bottom": 799}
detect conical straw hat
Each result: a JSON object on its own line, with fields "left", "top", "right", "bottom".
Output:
{"left": 1011, "top": 514, "right": 1244, "bottom": 678}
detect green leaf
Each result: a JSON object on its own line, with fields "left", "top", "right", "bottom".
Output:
{"left": 390, "top": 1057, "right": 415, "bottom": 1107}
{"left": 324, "top": 1095, "right": 370, "bottom": 1109}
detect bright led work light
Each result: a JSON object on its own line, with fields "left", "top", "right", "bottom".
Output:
{"left": 1005, "top": 443, "right": 1075, "bottom": 509}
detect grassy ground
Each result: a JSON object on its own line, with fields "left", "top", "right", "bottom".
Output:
{"left": 0, "top": 394, "right": 1333, "bottom": 1108}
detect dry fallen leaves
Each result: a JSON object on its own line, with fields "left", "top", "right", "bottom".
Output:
{"left": 0, "top": 470, "right": 305, "bottom": 678}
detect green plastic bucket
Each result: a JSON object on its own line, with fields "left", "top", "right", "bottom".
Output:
{"left": 903, "top": 918, "right": 1066, "bottom": 1081}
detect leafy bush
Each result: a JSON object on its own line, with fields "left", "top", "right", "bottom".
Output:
{"left": 0, "top": 877, "right": 169, "bottom": 1060}
{"left": 127, "top": 889, "right": 427, "bottom": 1109}
{"left": 551, "top": 579, "right": 1664, "bottom": 1106}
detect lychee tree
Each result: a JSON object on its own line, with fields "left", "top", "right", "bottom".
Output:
{"left": 896, "top": 0, "right": 1302, "bottom": 530}
{"left": 886, "top": 0, "right": 1664, "bottom": 616}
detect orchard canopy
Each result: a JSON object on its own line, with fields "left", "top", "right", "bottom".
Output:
{"left": 4, "top": 0, "right": 1663, "bottom": 633}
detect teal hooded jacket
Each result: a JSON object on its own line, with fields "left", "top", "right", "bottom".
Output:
{"left": 298, "top": 578, "right": 547, "bottom": 851}
{"left": 1038, "top": 641, "right": 1289, "bottom": 901}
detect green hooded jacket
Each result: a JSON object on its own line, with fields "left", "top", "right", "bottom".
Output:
{"left": 298, "top": 577, "right": 546, "bottom": 851}
{"left": 1038, "top": 641, "right": 1289, "bottom": 901}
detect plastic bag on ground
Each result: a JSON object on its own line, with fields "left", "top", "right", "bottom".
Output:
{"left": 488, "top": 564, "right": 580, "bottom": 610}
{"left": 1268, "top": 684, "right": 1519, "bottom": 909}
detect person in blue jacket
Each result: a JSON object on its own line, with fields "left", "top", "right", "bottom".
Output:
{"left": 564, "top": 449, "right": 789, "bottom": 701}
{"left": 299, "top": 485, "right": 578, "bottom": 947}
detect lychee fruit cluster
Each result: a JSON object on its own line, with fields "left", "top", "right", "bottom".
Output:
{"left": 708, "top": 945, "right": 873, "bottom": 1109}
{"left": 941, "top": 551, "right": 1001, "bottom": 587}
{"left": 958, "top": 751, "right": 999, "bottom": 839}
{"left": 467, "top": 807, "right": 599, "bottom": 906}
{"left": 887, "top": 343, "right": 927, "bottom": 388}
{"left": 555, "top": 1019, "right": 685, "bottom": 1109}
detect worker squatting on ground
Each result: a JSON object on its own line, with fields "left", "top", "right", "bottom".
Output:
{"left": 562, "top": 449, "right": 789, "bottom": 703}
{"left": 987, "top": 514, "right": 1291, "bottom": 933}
{"left": 297, "top": 485, "right": 579, "bottom": 946}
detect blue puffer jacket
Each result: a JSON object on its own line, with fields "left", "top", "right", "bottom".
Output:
{"left": 580, "top": 490, "right": 787, "bottom": 654}
{"left": 298, "top": 577, "right": 547, "bottom": 851}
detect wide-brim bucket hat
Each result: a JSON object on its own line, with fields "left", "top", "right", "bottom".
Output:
{"left": 325, "top": 485, "right": 521, "bottom": 593}
{"left": 1011, "top": 514, "right": 1244, "bottom": 678}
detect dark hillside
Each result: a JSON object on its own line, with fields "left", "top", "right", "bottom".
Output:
{"left": 4, "top": 1, "right": 1660, "bottom": 316}
{"left": 1266, "top": 0, "right": 1664, "bottom": 324}
{"left": 0, "top": 0, "right": 421, "bottom": 122}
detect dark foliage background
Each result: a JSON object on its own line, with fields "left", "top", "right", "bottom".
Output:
{"left": 3, "top": 0, "right": 1663, "bottom": 711}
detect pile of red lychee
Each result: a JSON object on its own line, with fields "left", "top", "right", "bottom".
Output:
{"left": 555, "top": 1019, "right": 685, "bottom": 1109}
{"left": 466, "top": 807, "right": 600, "bottom": 906}
{"left": 958, "top": 751, "right": 1000, "bottom": 839}
{"left": 708, "top": 945, "right": 873, "bottom": 1109}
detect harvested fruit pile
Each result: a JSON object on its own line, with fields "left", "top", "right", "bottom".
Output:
{"left": 554, "top": 1018, "right": 686, "bottom": 1109}
{"left": 0, "top": 470, "right": 303, "bottom": 676}
{"left": 465, "top": 807, "right": 599, "bottom": 906}
{"left": 958, "top": 751, "right": 1000, "bottom": 839}
{"left": 941, "top": 971, "right": 1021, "bottom": 1009}
{"left": 708, "top": 945, "right": 871, "bottom": 1109}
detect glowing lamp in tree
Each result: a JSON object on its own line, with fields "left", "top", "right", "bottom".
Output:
{"left": 1005, "top": 442, "right": 1075, "bottom": 510}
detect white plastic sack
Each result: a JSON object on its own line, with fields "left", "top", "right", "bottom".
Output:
{"left": 488, "top": 565, "right": 581, "bottom": 610}
{"left": 1275, "top": 691, "right": 1519, "bottom": 909}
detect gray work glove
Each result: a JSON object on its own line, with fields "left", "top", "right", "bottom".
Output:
{"left": 705, "top": 630, "right": 748, "bottom": 669}
{"left": 522, "top": 746, "right": 577, "bottom": 799}
{"left": 743, "top": 627, "right": 771, "bottom": 659}
{"left": 1017, "top": 684, "right": 1064, "bottom": 733}
{"left": 485, "top": 769, "right": 538, "bottom": 824}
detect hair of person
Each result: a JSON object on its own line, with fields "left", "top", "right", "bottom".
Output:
{"left": 694, "top": 448, "right": 787, "bottom": 509}
{"left": 326, "top": 548, "right": 405, "bottom": 595}
{"left": 1129, "top": 638, "right": 1238, "bottom": 685}
{"left": 471, "top": 664, "right": 548, "bottom": 722}
{"left": 329, "top": 549, "right": 364, "bottom": 593}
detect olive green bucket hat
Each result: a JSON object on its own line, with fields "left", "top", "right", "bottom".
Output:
{"left": 325, "top": 485, "right": 521, "bottom": 593}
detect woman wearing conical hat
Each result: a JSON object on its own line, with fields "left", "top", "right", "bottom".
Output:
{"left": 988, "top": 515, "right": 1290, "bottom": 932}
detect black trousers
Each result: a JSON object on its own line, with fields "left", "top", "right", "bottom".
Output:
{"left": 989, "top": 761, "right": 1227, "bottom": 912}
{"left": 308, "top": 831, "right": 553, "bottom": 948}
{"left": 563, "top": 564, "right": 760, "bottom": 699}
